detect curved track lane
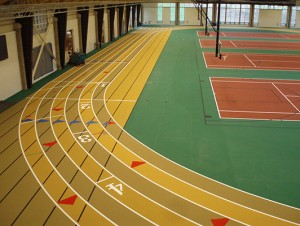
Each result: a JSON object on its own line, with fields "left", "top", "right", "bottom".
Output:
{"left": 13, "top": 28, "right": 300, "bottom": 225}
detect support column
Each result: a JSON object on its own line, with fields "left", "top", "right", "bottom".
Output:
{"left": 104, "top": 7, "right": 110, "bottom": 43}
{"left": 114, "top": 7, "right": 119, "bottom": 38}
{"left": 77, "top": 14, "right": 83, "bottom": 53}
{"left": 132, "top": 5, "right": 136, "bottom": 28}
{"left": 118, "top": 6, "right": 124, "bottom": 35}
{"left": 54, "top": 9, "right": 67, "bottom": 68}
{"left": 249, "top": 4, "right": 254, "bottom": 27}
{"left": 95, "top": 6, "right": 104, "bottom": 47}
{"left": 200, "top": 4, "right": 203, "bottom": 26}
{"left": 95, "top": 10, "right": 99, "bottom": 48}
{"left": 175, "top": 2, "right": 179, "bottom": 25}
{"left": 212, "top": 3, "right": 217, "bottom": 23}
{"left": 141, "top": 4, "right": 144, "bottom": 25}
{"left": 53, "top": 17, "right": 62, "bottom": 69}
{"left": 125, "top": 5, "right": 131, "bottom": 33}
{"left": 286, "top": 6, "right": 292, "bottom": 28}
{"left": 137, "top": 4, "right": 141, "bottom": 26}
{"left": 14, "top": 23, "right": 27, "bottom": 90}
{"left": 78, "top": 7, "right": 89, "bottom": 54}
{"left": 15, "top": 16, "right": 33, "bottom": 89}
{"left": 109, "top": 6, "right": 115, "bottom": 41}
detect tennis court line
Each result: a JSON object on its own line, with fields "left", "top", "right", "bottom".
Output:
{"left": 209, "top": 77, "right": 221, "bottom": 119}
{"left": 230, "top": 40, "right": 237, "bottom": 48}
{"left": 251, "top": 59, "right": 300, "bottom": 63}
{"left": 244, "top": 54, "right": 256, "bottom": 67}
{"left": 210, "top": 79, "right": 300, "bottom": 85}
{"left": 219, "top": 110, "right": 300, "bottom": 115}
{"left": 199, "top": 39, "right": 203, "bottom": 48}
{"left": 279, "top": 34, "right": 291, "bottom": 39}
{"left": 272, "top": 83, "right": 300, "bottom": 112}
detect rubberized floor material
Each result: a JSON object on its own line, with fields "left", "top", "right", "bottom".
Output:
{"left": 1, "top": 27, "right": 300, "bottom": 225}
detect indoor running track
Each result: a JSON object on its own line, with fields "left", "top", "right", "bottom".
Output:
{"left": 1, "top": 28, "right": 300, "bottom": 226}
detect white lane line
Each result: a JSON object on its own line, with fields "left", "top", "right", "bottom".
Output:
{"left": 85, "top": 30, "right": 203, "bottom": 225}
{"left": 101, "top": 52, "right": 300, "bottom": 225}
{"left": 97, "top": 176, "right": 114, "bottom": 183}
{"left": 104, "top": 75, "right": 300, "bottom": 217}
{"left": 18, "top": 31, "right": 142, "bottom": 225}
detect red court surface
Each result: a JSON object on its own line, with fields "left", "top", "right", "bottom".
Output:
{"left": 203, "top": 52, "right": 300, "bottom": 71}
{"left": 210, "top": 77, "right": 300, "bottom": 121}
{"left": 200, "top": 39, "right": 300, "bottom": 50}
{"left": 198, "top": 31, "right": 300, "bottom": 39}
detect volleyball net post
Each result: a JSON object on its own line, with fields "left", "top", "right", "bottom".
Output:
{"left": 215, "top": 0, "right": 222, "bottom": 58}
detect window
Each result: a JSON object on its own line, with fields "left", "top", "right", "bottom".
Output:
{"left": 179, "top": 7, "right": 184, "bottom": 23}
{"left": 157, "top": 3, "right": 176, "bottom": 24}
{"left": 220, "top": 4, "right": 227, "bottom": 24}
{"left": 290, "top": 6, "right": 300, "bottom": 27}
{"left": 33, "top": 11, "right": 48, "bottom": 33}
{"left": 240, "top": 4, "right": 250, "bottom": 25}
{"left": 170, "top": 3, "right": 176, "bottom": 23}
{"left": 157, "top": 3, "right": 163, "bottom": 22}
{"left": 218, "top": 4, "right": 249, "bottom": 25}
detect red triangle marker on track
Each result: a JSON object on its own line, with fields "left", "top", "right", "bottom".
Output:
{"left": 108, "top": 121, "right": 115, "bottom": 125}
{"left": 211, "top": 218, "right": 229, "bottom": 226}
{"left": 131, "top": 161, "right": 146, "bottom": 168}
{"left": 76, "top": 85, "right": 84, "bottom": 88}
{"left": 52, "top": 108, "right": 63, "bottom": 111}
{"left": 42, "top": 141, "right": 57, "bottom": 147}
{"left": 58, "top": 195, "right": 78, "bottom": 205}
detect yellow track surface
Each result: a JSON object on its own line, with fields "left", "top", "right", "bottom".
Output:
{"left": 1, "top": 28, "right": 300, "bottom": 225}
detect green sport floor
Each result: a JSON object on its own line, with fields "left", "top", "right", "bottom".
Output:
{"left": 125, "top": 27, "right": 300, "bottom": 208}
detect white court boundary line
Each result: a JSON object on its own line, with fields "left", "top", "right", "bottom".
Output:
{"left": 211, "top": 76, "right": 300, "bottom": 122}
{"left": 205, "top": 59, "right": 300, "bottom": 71}
{"left": 100, "top": 34, "right": 300, "bottom": 224}
{"left": 209, "top": 77, "right": 221, "bottom": 119}
{"left": 219, "top": 110, "right": 300, "bottom": 115}
{"left": 99, "top": 69, "right": 300, "bottom": 223}
{"left": 272, "top": 83, "right": 300, "bottom": 112}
